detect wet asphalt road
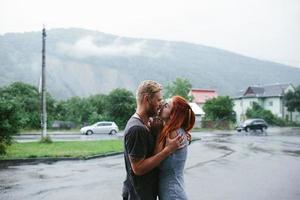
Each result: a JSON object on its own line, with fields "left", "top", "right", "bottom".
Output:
{"left": 1, "top": 128, "right": 300, "bottom": 200}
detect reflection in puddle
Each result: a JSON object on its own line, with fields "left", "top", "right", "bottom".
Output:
{"left": 282, "top": 149, "right": 300, "bottom": 156}
{"left": 247, "top": 143, "right": 274, "bottom": 154}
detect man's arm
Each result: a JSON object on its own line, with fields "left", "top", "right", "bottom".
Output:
{"left": 130, "top": 134, "right": 184, "bottom": 176}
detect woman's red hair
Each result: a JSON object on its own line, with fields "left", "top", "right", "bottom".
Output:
{"left": 157, "top": 95, "right": 195, "bottom": 145}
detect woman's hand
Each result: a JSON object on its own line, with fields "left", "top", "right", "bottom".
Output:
{"left": 150, "top": 117, "right": 164, "bottom": 131}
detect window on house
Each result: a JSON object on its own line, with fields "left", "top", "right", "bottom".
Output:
{"left": 269, "top": 101, "right": 273, "bottom": 106}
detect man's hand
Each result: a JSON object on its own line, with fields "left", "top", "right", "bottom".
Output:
{"left": 164, "top": 134, "right": 186, "bottom": 154}
{"left": 129, "top": 133, "right": 185, "bottom": 176}
{"left": 186, "top": 132, "right": 192, "bottom": 144}
{"left": 129, "top": 133, "right": 183, "bottom": 176}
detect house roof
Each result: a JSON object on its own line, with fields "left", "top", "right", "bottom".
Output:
{"left": 236, "top": 83, "right": 293, "bottom": 98}
{"left": 189, "top": 103, "right": 205, "bottom": 115}
{"left": 189, "top": 88, "right": 218, "bottom": 104}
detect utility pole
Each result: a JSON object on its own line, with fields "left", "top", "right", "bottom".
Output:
{"left": 41, "top": 26, "right": 47, "bottom": 138}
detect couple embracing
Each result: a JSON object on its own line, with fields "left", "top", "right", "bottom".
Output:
{"left": 122, "top": 80, "right": 195, "bottom": 200}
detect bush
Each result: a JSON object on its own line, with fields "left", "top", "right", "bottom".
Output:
{"left": 0, "top": 97, "right": 23, "bottom": 154}
{"left": 203, "top": 96, "right": 236, "bottom": 123}
{"left": 0, "top": 142, "right": 7, "bottom": 155}
{"left": 246, "top": 102, "right": 287, "bottom": 126}
{"left": 106, "top": 88, "right": 136, "bottom": 128}
{"left": 164, "top": 77, "right": 193, "bottom": 101}
{"left": 0, "top": 82, "right": 56, "bottom": 130}
{"left": 272, "top": 117, "right": 287, "bottom": 126}
{"left": 87, "top": 113, "right": 109, "bottom": 126}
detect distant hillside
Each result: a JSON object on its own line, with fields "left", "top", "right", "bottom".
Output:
{"left": 1, "top": 28, "right": 300, "bottom": 99}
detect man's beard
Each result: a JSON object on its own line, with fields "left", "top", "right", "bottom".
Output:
{"left": 147, "top": 103, "right": 158, "bottom": 117}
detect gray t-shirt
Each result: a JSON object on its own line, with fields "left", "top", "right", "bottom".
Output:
{"left": 158, "top": 128, "right": 188, "bottom": 200}
{"left": 122, "top": 116, "right": 159, "bottom": 200}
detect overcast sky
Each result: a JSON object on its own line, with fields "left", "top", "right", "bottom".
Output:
{"left": 1, "top": 0, "right": 299, "bottom": 68}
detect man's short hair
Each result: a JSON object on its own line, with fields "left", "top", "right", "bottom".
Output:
{"left": 136, "top": 80, "right": 162, "bottom": 104}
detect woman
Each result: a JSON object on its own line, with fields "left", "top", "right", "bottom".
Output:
{"left": 155, "top": 95, "right": 195, "bottom": 200}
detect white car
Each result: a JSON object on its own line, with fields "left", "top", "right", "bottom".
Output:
{"left": 80, "top": 121, "right": 119, "bottom": 135}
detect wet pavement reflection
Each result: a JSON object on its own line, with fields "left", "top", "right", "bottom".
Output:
{"left": 1, "top": 127, "right": 300, "bottom": 200}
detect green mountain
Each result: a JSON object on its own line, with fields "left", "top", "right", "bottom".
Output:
{"left": 1, "top": 28, "right": 300, "bottom": 99}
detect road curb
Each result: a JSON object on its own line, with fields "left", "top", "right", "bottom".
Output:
{"left": 84, "top": 151, "right": 124, "bottom": 160}
{"left": 0, "top": 151, "right": 124, "bottom": 167}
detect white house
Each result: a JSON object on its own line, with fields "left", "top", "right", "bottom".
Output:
{"left": 189, "top": 102, "right": 205, "bottom": 128}
{"left": 233, "top": 83, "right": 300, "bottom": 123}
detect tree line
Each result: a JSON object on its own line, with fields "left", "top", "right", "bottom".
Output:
{"left": 0, "top": 82, "right": 136, "bottom": 129}
{"left": 1, "top": 79, "right": 299, "bottom": 154}
{"left": 0, "top": 82, "right": 136, "bottom": 153}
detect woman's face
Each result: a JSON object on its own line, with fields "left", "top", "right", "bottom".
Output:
{"left": 160, "top": 99, "right": 173, "bottom": 120}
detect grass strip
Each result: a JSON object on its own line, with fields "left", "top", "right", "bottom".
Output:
{"left": 0, "top": 140, "right": 123, "bottom": 160}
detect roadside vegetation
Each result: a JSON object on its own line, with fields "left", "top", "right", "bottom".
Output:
{"left": 284, "top": 86, "right": 300, "bottom": 124}
{"left": 0, "top": 82, "right": 135, "bottom": 154}
{"left": 202, "top": 96, "right": 236, "bottom": 129}
{"left": 1, "top": 79, "right": 299, "bottom": 155}
{"left": 246, "top": 102, "right": 285, "bottom": 126}
{"left": 246, "top": 89, "right": 300, "bottom": 127}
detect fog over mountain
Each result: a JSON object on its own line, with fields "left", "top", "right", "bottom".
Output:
{"left": 1, "top": 28, "right": 300, "bottom": 99}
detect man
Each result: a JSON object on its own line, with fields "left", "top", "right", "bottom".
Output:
{"left": 122, "top": 80, "right": 185, "bottom": 200}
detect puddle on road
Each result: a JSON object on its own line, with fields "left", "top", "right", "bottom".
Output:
{"left": 247, "top": 143, "right": 274, "bottom": 154}
{"left": 38, "top": 174, "right": 49, "bottom": 179}
{"left": 71, "top": 169, "right": 88, "bottom": 173}
{"left": 99, "top": 163, "right": 120, "bottom": 168}
{"left": 185, "top": 149, "right": 235, "bottom": 171}
{"left": 0, "top": 184, "right": 16, "bottom": 190}
{"left": 204, "top": 143, "right": 234, "bottom": 152}
{"left": 185, "top": 141, "right": 235, "bottom": 171}
{"left": 282, "top": 149, "right": 300, "bottom": 156}
{"left": 34, "top": 185, "right": 73, "bottom": 196}
{"left": 212, "top": 138, "right": 233, "bottom": 143}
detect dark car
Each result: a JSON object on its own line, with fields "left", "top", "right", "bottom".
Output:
{"left": 236, "top": 119, "right": 268, "bottom": 132}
